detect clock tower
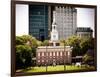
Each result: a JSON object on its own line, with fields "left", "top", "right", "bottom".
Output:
{"left": 50, "top": 11, "right": 59, "bottom": 46}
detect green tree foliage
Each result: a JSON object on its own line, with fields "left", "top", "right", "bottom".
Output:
{"left": 16, "top": 35, "right": 38, "bottom": 69}
{"left": 65, "top": 36, "right": 94, "bottom": 57}
{"left": 80, "top": 38, "right": 94, "bottom": 55}
{"left": 60, "top": 39, "right": 65, "bottom": 46}
{"left": 83, "top": 54, "right": 93, "bottom": 63}
{"left": 16, "top": 35, "right": 38, "bottom": 57}
{"left": 16, "top": 45, "right": 32, "bottom": 69}
{"left": 16, "top": 35, "right": 38, "bottom": 48}
{"left": 65, "top": 36, "right": 81, "bottom": 57}
{"left": 42, "top": 40, "right": 49, "bottom": 46}
{"left": 83, "top": 49, "right": 94, "bottom": 65}
{"left": 37, "top": 40, "right": 43, "bottom": 46}
{"left": 16, "top": 36, "right": 24, "bottom": 45}
{"left": 22, "top": 35, "right": 38, "bottom": 47}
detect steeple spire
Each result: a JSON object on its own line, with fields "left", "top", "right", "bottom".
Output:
{"left": 50, "top": 10, "right": 58, "bottom": 43}
{"left": 52, "top": 11, "right": 56, "bottom": 25}
{"left": 53, "top": 11, "right": 56, "bottom": 23}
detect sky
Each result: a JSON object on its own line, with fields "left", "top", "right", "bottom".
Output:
{"left": 16, "top": 4, "right": 29, "bottom": 36}
{"left": 77, "top": 8, "right": 94, "bottom": 28}
{"left": 16, "top": 4, "right": 95, "bottom": 37}
{"left": 76, "top": 8, "right": 95, "bottom": 37}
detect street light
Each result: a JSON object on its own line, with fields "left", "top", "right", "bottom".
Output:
{"left": 63, "top": 40, "right": 66, "bottom": 71}
{"left": 46, "top": 46, "right": 47, "bottom": 72}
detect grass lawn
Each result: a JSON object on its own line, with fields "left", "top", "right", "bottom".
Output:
{"left": 16, "top": 65, "right": 95, "bottom": 73}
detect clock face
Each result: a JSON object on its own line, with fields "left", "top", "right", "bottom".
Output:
{"left": 53, "top": 35, "right": 56, "bottom": 38}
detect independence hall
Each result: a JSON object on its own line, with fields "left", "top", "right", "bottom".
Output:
{"left": 32, "top": 5, "right": 77, "bottom": 66}
{"left": 36, "top": 46, "right": 72, "bottom": 66}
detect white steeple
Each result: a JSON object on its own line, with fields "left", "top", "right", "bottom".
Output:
{"left": 51, "top": 11, "right": 58, "bottom": 42}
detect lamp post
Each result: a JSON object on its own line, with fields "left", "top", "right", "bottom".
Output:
{"left": 46, "top": 45, "right": 47, "bottom": 72}
{"left": 63, "top": 40, "right": 66, "bottom": 71}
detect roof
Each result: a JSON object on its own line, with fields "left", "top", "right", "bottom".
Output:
{"left": 36, "top": 46, "right": 72, "bottom": 52}
{"left": 37, "top": 46, "right": 71, "bottom": 49}
{"left": 76, "top": 27, "right": 93, "bottom": 32}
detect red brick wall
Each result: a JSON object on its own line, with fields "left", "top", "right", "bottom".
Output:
{"left": 36, "top": 50, "right": 72, "bottom": 66}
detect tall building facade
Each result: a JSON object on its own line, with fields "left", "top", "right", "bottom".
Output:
{"left": 76, "top": 27, "right": 93, "bottom": 38}
{"left": 53, "top": 6, "right": 77, "bottom": 40}
{"left": 29, "top": 5, "right": 49, "bottom": 41}
{"left": 29, "top": 5, "right": 77, "bottom": 41}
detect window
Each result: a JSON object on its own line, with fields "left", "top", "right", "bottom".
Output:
{"left": 50, "top": 52, "right": 52, "bottom": 56}
{"left": 46, "top": 52, "right": 48, "bottom": 56}
{"left": 57, "top": 52, "right": 59, "bottom": 56}
{"left": 42, "top": 60, "right": 44, "bottom": 62}
{"left": 53, "top": 35, "right": 56, "bottom": 39}
{"left": 38, "top": 60, "right": 40, "bottom": 62}
{"left": 42, "top": 52, "right": 44, "bottom": 56}
{"left": 39, "top": 29, "right": 44, "bottom": 32}
{"left": 38, "top": 52, "right": 40, "bottom": 56}
{"left": 46, "top": 60, "right": 48, "bottom": 62}
{"left": 60, "top": 52, "right": 62, "bottom": 56}
{"left": 53, "top": 52, "right": 55, "bottom": 56}
{"left": 68, "top": 52, "right": 70, "bottom": 56}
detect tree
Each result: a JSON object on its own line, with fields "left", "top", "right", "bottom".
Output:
{"left": 21, "top": 35, "right": 38, "bottom": 48}
{"left": 16, "top": 50, "right": 24, "bottom": 69}
{"left": 37, "top": 40, "right": 43, "bottom": 46}
{"left": 16, "top": 45, "right": 32, "bottom": 69}
{"left": 80, "top": 38, "right": 94, "bottom": 55}
{"left": 42, "top": 40, "right": 49, "bottom": 46}
{"left": 16, "top": 36, "right": 24, "bottom": 45}
{"left": 16, "top": 35, "right": 38, "bottom": 48}
{"left": 65, "top": 36, "right": 95, "bottom": 57}
{"left": 16, "top": 35, "right": 38, "bottom": 56}
{"left": 83, "top": 49, "right": 94, "bottom": 65}
{"left": 65, "top": 36, "right": 81, "bottom": 57}
{"left": 16, "top": 35, "right": 39, "bottom": 69}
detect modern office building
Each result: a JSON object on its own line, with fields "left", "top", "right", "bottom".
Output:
{"left": 36, "top": 46, "right": 72, "bottom": 66}
{"left": 29, "top": 5, "right": 77, "bottom": 41}
{"left": 29, "top": 5, "right": 49, "bottom": 41}
{"left": 76, "top": 27, "right": 93, "bottom": 38}
{"left": 53, "top": 6, "right": 77, "bottom": 40}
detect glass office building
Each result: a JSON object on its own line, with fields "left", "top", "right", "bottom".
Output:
{"left": 29, "top": 5, "right": 48, "bottom": 41}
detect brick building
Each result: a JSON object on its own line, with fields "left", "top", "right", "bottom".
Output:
{"left": 36, "top": 46, "right": 72, "bottom": 66}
